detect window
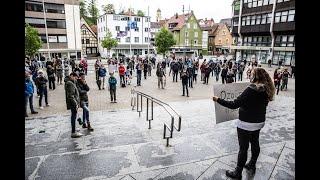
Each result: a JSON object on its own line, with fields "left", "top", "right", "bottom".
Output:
{"left": 135, "top": 27, "right": 139, "bottom": 32}
{"left": 275, "top": 12, "right": 281, "bottom": 23}
{"left": 46, "top": 19, "right": 66, "bottom": 29}
{"left": 145, "top": 37, "right": 149, "bottom": 42}
{"left": 25, "top": 18, "right": 45, "bottom": 28}
{"left": 116, "top": 38, "right": 120, "bottom": 42}
{"left": 194, "top": 40, "right": 197, "bottom": 45}
{"left": 187, "top": 23, "right": 190, "bottom": 28}
{"left": 135, "top": 37, "right": 139, "bottom": 43}
{"left": 194, "top": 24, "right": 197, "bottom": 29}
{"left": 134, "top": 17, "right": 141, "bottom": 22}
{"left": 125, "top": 26, "right": 130, "bottom": 31}
{"left": 242, "top": 17, "right": 246, "bottom": 26}
{"left": 281, "top": 11, "right": 288, "bottom": 22}
{"left": 248, "top": 37, "right": 252, "bottom": 43}
{"left": 246, "top": 16, "right": 251, "bottom": 25}
{"left": 48, "top": 36, "right": 58, "bottom": 42}
{"left": 145, "top": 28, "right": 149, "bottom": 32}
{"left": 121, "top": 16, "right": 130, "bottom": 21}
{"left": 288, "top": 10, "right": 295, "bottom": 22}
{"left": 103, "top": 16, "right": 105, "bottom": 22}
{"left": 86, "top": 39, "right": 90, "bottom": 44}
{"left": 45, "top": 3, "right": 65, "bottom": 14}
{"left": 113, "top": 15, "right": 120, "bottom": 21}
{"left": 116, "top": 26, "right": 120, "bottom": 31}
{"left": 145, "top": 17, "right": 150, "bottom": 22}
{"left": 185, "top": 39, "right": 189, "bottom": 45}
{"left": 82, "top": 39, "right": 84, "bottom": 44}
{"left": 209, "top": 46, "right": 212, "bottom": 51}
{"left": 58, "top": 36, "right": 67, "bottom": 43}
{"left": 269, "top": 0, "right": 274, "bottom": 3}
{"left": 253, "top": 0, "right": 258, "bottom": 7}
{"left": 258, "top": 0, "right": 263, "bottom": 6}
{"left": 267, "top": 13, "right": 272, "bottom": 23}
{"left": 263, "top": 0, "right": 269, "bottom": 5}
{"left": 233, "top": 18, "right": 239, "bottom": 26}
{"left": 256, "top": 15, "right": 261, "bottom": 24}
{"left": 248, "top": 1, "right": 252, "bottom": 8}
{"left": 126, "top": 37, "right": 130, "bottom": 42}
{"left": 104, "top": 27, "right": 106, "bottom": 31}
{"left": 185, "top": 32, "right": 189, "bottom": 37}
{"left": 25, "top": 1, "right": 43, "bottom": 12}
{"left": 244, "top": 0, "right": 248, "bottom": 3}
{"left": 251, "top": 15, "right": 256, "bottom": 25}
{"left": 261, "top": 14, "right": 267, "bottom": 24}
{"left": 277, "top": 0, "right": 283, "bottom": 2}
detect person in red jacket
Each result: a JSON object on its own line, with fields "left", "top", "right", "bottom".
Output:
{"left": 80, "top": 58, "right": 88, "bottom": 75}
{"left": 118, "top": 63, "right": 126, "bottom": 86}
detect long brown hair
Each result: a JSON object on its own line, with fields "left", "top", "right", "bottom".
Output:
{"left": 251, "top": 67, "right": 276, "bottom": 101}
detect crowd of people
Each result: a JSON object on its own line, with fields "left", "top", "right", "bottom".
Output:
{"left": 25, "top": 54, "right": 294, "bottom": 138}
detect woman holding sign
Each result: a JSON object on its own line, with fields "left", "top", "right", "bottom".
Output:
{"left": 212, "top": 67, "right": 275, "bottom": 179}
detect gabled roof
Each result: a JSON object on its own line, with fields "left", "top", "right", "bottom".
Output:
{"left": 219, "top": 18, "right": 232, "bottom": 27}
{"left": 81, "top": 18, "right": 97, "bottom": 37}
{"left": 90, "top": 25, "right": 97, "bottom": 34}
{"left": 199, "top": 18, "right": 215, "bottom": 27}
{"left": 165, "top": 13, "right": 192, "bottom": 31}
{"left": 158, "top": 19, "right": 168, "bottom": 27}
{"left": 151, "top": 22, "right": 161, "bottom": 29}
{"left": 208, "top": 23, "right": 220, "bottom": 36}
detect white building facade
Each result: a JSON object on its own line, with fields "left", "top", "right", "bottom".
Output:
{"left": 97, "top": 13, "right": 151, "bottom": 58}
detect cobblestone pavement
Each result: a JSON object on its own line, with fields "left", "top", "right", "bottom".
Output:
{"left": 26, "top": 59, "right": 295, "bottom": 119}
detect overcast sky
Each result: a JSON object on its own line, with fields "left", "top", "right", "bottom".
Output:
{"left": 96, "top": 0, "right": 234, "bottom": 22}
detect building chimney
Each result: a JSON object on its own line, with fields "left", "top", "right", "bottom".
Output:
{"left": 175, "top": 13, "right": 178, "bottom": 19}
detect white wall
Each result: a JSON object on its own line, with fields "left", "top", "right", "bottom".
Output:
{"left": 65, "top": 4, "right": 81, "bottom": 50}
{"left": 202, "top": 31, "right": 208, "bottom": 49}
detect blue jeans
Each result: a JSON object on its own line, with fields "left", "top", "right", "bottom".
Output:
{"left": 25, "top": 94, "right": 35, "bottom": 114}
{"left": 71, "top": 107, "right": 77, "bottom": 133}
{"left": 82, "top": 102, "right": 90, "bottom": 124}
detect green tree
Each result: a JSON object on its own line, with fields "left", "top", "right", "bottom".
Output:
{"left": 87, "top": 0, "right": 99, "bottom": 25}
{"left": 102, "top": 4, "right": 115, "bottom": 14}
{"left": 155, "top": 28, "right": 176, "bottom": 57}
{"left": 80, "top": 0, "right": 87, "bottom": 17}
{"left": 137, "top": 10, "right": 144, "bottom": 16}
{"left": 101, "top": 29, "right": 118, "bottom": 57}
{"left": 25, "top": 24, "right": 42, "bottom": 58}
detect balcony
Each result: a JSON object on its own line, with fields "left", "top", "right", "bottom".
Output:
{"left": 273, "top": 22, "right": 295, "bottom": 32}
{"left": 41, "top": 43, "right": 68, "bottom": 49}
{"left": 240, "top": 24, "right": 270, "bottom": 34}
{"left": 276, "top": 0, "right": 295, "bottom": 11}
{"left": 36, "top": 28, "right": 67, "bottom": 35}
{"left": 242, "top": 4, "right": 273, "bottom": 15}
{"left": 25, "top": 11, "right": 65, "bottom": 20}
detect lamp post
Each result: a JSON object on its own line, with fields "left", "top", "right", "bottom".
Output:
{"left": 42, "top": 0, "right": 51, "bottom": 61}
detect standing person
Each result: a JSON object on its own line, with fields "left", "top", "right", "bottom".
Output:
{"left": 232, "top": 63, "right": 238, "bottom": 83}
{"left": 56, "top": 62, "right": 63, "bottom": 85}
{"left": 156, "top": 65, "right": 165, "bottom": 89}
{"left": 172, "top": 61, "right": 179, "bottom": 82}
{"left": 25, "top": 71, "right": 38, "bottom": 117}
{"left": 181, "top": 69, "right": 189, "bottom": 97}
{"left": 128, "top": 60, "right": 134, "bottom": 76}
{"left": 47, "top": 65, "right": 56, "bottom": 90}
{"left": 64, "top": 62, "right": 70, "bottom": 78}
{"left": 136, "top": 61, "right": 142, "bottom": 86}
{"left": 76, "top": 73, "right": 93, "bottom": 131}
{"left": 108, "top": 72, "right": 117, "bottom": 103}
{"left": 238, "top": 63, "right": 245, "bottom": 81}
{"left": 143, "top": 60, "right": 148, "bottom": 80}
{"left": 118, "top": 63, "right": 126, "bottom": 87}
{"left": 273, "top": 68, "right": 282, "bottom": 95}
{"left": 148, "top": 61, "right": 152, "bottom": 76}
{"left": 98, "top": 64, "right": 107, "bottom": 90}
{"left": 203, "top": 64, "right": 211, "bottom": 85}
{"left": 267, "top": 59, "right": 272, "bottom": 68}
{"left": 290, "top": 59, "right": 295, "bottom": 78}
{"left": 70, "top": 58, "right": 75, "bottom": 71}
{"left": 94, "top": 59, "right": 101, "bottom": 80}
{"left": 125, "top": 66, "right": 132, "bottom": 85}
{"left": 193, "top": 60, "right": 199, "bottom": 83}
{"left": 221, "top": 65, "right": 228, "bottom": 84}
{"left": 281, "top": 68, "right": 290, "bottom": 91}
{"left": 161, "top": 60, "right": 167, "bottom": 74}
{"left": 212, "top": 67, "right": 275, "bottom": 179}
{"left": 35, "top": 70, "right": 49, "bottom": 109}
{"left": 214, "top": 63, "right": 221, "bottom": 82}
{"left": 226, "top": 67, "right": 235, "bottom": 84}
{"left": 80, "top": 58, "right": 88, "bottom": 75}
{"left": 200, "top": 60, "right": 206, "bottom": 81}
{"left": 65, "top": 72, "right": 83, "bottom": 138}
{"left": 246, "top": 65, "right": 253, "bottom": 79}
{"left": 278, "top": 59, "right": 283, "bottom": 67}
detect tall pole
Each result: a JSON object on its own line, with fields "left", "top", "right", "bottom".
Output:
{"left": 147, "top": 6, "right": 150, "bottom": 61}
{"left": 129, "top": 8, "right": 132, "bottom": 58}
{"left": 42, "top": 0, "right": 51, "bottom": 61}
{"left": 73, "top": 1, "right": 78, "bottom": 61}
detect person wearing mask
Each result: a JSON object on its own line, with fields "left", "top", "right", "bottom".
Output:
{"left": 136, "top": 61, "right": 142, "bottom": 86}
{"left": 181, "top": 69, "right": 189, "bottom": 97}
{"left": 119, "top": 63, "right": 126, "bottom": 87}
{"left": 221, "top": 64, "right": 228, "bottom": 84}
{"left": 25, "top": 71, "right": 38, "bottom": 117}
{"left": 156, "top": 65, "right": 166, "bottom": 89}
{"left": 108, "top": 72, "right": 117, "bottom": 103}
{"left": 76, "top": 73, "right": 93, "bottom": 131}
{"left": 35, "top": 70, "right": 49, "bottom": 109}
{"left": 65, "top": 72, "right": 83, "bottom": 138}
{"left": 47, "top": 65, "right": 56, "bottom": 90}
{"left": 56, "top": 62, "right": 63, "bottom": 85}
{"left": 212, "top": 67, "right": 275, "bottom": 179}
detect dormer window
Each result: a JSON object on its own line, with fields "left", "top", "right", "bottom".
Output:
{"left": 169, "top": 23, "right": 178, "bottom": 28}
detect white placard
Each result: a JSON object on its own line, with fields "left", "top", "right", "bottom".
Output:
{"left": 213, "top": 82, "right": 251, "bottom": 124}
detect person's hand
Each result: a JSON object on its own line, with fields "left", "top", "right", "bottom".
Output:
{"left": 212, "top": 96, "right": 219, "bottom": 102}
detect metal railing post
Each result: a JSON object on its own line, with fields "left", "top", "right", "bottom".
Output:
{"left": 151, "top": 101, "right": 153, "bottom": 120}
{"left": 170, "top": 117, "right": 174, "bottom": 138}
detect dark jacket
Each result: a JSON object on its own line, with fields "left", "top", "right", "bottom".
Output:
{"left": 221, "top": 68, "right": 228, "bottom": 77}
{"left": 64, "top": 76, "right": 80, "bottom": 110}
{"left": 47, "top": 68, "right": 55, "bottom": 79}
{"left": 181, "top": 72, "right": 189, "bottom": 84}
{"left": 109, "top": 76, "right": 117, "bottom": 90}
{"left": 156, "top": 68, "right": 165, "bottom": 77}
{"left": 77, "top": 80, "right": 90, "bottom": 105}
{"left": 172, "top": 62, "right": 179, "bottom": 72}
{"left": 98, "top": 67, "right": 107, "bottom": 77}
{"left": 217, "top": 83, "right": 269, "bottom": 123}
{"left": 35, "top": 76, "right": 48, "bottom": 88}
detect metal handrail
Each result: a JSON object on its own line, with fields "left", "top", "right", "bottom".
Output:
{"left": 131, "top": 88, "right": 182, "bottom": 146}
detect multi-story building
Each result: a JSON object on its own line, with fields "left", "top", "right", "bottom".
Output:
{"left": 199, "top": 18, "right": 215, "bottom": 55}
{"left": 164, "top": 11, "right": 203, "bottom": 58}
{"left": 97, "top": 10, "right": 151, "bottom": 58}
{"left": 25, "top": 0, "right": 81, "bottom": 60}
{"left": 81, "top": 17, "right": 98, "bottom": 57}
{"left": 231, "top": 0, "right": 295, "bottom": 65}
{"left": 150, "top": 22, "right": 161, "bottom": 54}
{"left": 213, "top": 23, "right": 233, "bottom": 55}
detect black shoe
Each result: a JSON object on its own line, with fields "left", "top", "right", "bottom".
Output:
{"left": 31, "top": 111, "right": 38, "bottom": 114}
{"left": 77, "top": 118, "right": 83, "bottom": 125}
{"left": 244, "top": 162, "right": 256, "bottom": 174}
{"left": 82, "top": 123, "right": 87, "bottom": 128}
{"left": 226, "top": 167, "right": 242, "bottom": 179}
{"left": 87, "top": 123, "right": 94, "bottom": 131}
{"left": 182, "top": 94, "right": 185, "bottom": 96}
